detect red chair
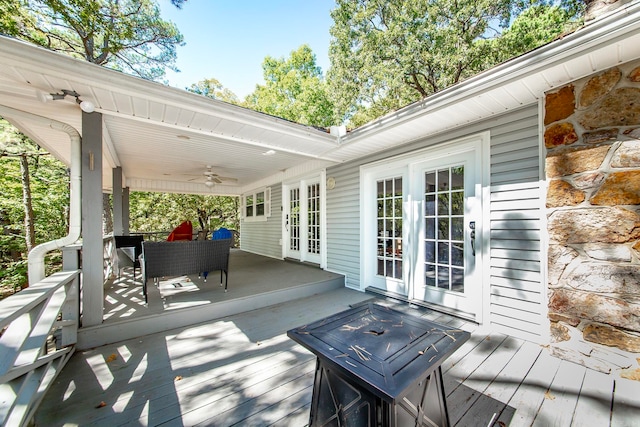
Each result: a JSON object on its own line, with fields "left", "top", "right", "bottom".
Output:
{"left": 167, "top": 220, "right": 193, "bottom": 241}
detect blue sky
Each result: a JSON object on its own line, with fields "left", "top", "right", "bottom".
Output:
{"left": 159, "top": 0, "right": 335, "bottom": 98}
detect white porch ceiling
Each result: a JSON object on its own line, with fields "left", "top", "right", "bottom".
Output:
{"left": 1, "top": 1, "right": 640, "bottom": 196}
{"left": 0, "top": 38, "right": 340, "bottom": 195}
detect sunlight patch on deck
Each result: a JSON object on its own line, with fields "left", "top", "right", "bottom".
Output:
{"left": 86, "top": 354, "right": 114, "bottom": 390}
{"left": 62, "top": 380, "right": 76, "bottom": 401}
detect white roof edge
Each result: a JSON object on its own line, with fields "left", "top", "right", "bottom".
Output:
{"left": 0, "top": 36, "right": 336, "bottom": 144}
{"left": 341, "top": 0, "right": 640, "bottom": 143}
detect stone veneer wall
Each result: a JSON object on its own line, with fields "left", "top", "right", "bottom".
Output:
{"left": 544, "top": 59, "right": 640, "bottom": 374}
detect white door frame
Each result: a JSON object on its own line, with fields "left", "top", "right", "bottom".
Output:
{"left": 360, "top": 133, "right": 490, "bottom": 323}
{"left": 282, "top": 171, "right": 327, "bottom": 267}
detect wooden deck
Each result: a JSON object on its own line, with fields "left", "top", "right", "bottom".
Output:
{"left": 80, "top": 250, "right": 345, "bottom": 349}
{"left": 36, "top": 289, "right": 640, "bottom": 426}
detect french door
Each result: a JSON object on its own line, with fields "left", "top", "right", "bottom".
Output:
{"left": 284, "top": 179, "right": 322, "bottom": 264}
{"left": 363, "top": 137, "right": 484, "bottom": 320}
{"left": 412, "top": 151, "right": 479, "bottom": 316}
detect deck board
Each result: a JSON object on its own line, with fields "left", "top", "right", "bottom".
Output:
{"left": 611, "top": 377, "right": 640, "bottom": 427}
{"left": 572, "top": 368, "right": 614, "bottom": 427}
{"left": 532, "top": 359, "right": 586, "bottom": 426}
{"left": 34, "top": 289, "right": 638, "bottom": 426}
{"left": 443, "top": 333, "right": 507, "bottom": 396}
{"left": 449, "top": 336, "right": 523, "bottom": 426}
{"left": 455, "top": 339, "right": 539, "bottom": 427}
{"left": 503, "top": 347, "right": 562, "bottom": 426}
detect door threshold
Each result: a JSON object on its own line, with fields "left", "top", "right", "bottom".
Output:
{"left": 364, "top": 286, "right": 477, "bottom": 322}
{"left": 284, "top": 257, "right": 320, "bottom": 268}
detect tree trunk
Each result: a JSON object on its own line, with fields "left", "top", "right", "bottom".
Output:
{"left": 103, "top": 193, "right": 113, "bottom": 235}
{"left": 20, "top": 154, "right": 36, "bottom": 252}
{"left": 584, "top": 0, "right": 624, "bottom": 21}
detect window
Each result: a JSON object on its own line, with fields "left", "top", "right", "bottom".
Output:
{"left": 243, "top": 187, "right": 271, "bottom": 221}
{"left": 377, "top": 177, "right": 403, "bottom": 280}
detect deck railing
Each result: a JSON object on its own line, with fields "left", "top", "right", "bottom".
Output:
{"left": 0, "top": 269, "right": 80, "bottom": 427}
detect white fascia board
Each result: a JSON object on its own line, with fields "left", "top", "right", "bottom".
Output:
{"left": 0, "top": 36, "right": 337, "bottom": 147}
{"left": 340, "top": 0, "right": 640, "bottom": 145}
{"left": 238, "top": 158, "right": 337, "bottom": 194}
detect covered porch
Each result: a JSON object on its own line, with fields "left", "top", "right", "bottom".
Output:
{"left": 35, "top": 288, "right": 640, "bottom": 426}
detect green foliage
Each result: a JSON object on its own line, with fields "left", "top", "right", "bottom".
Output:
{"left": 488, "top": 4, "right": 582, "bottom": 64}
{"left": 187, "top": 78, "right": 241, "bottom": 105}
{"left": 1, "top": 119, "right": 70, "bottom": 293}
{"left": 129, "top": 192, "right": 239, "bottom": 237}
{"left": 0, "top": 0, "right": 34, "bottom": 38}
{"left": 328, "top": 0, "right": 582, "bottom": 126}
{"left": 244, "top": 45, "right": 336, "bottom": 128}
{"left": 0, "top": 0, "right": 184, "bottom": 80}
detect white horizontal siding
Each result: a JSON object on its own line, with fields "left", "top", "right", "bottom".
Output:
{"left": 326, "top": 104, "right": 546, "bottom": 341}
{"left": 326, "top": 166, "right": 361, "bottom": 289}
{"left": 489, "top": 109, "right": 545, "bottom": 340}
{"left": 240, "top": 184, "right": 283, "bottom": 259}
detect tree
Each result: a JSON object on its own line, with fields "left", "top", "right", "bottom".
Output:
{"left": 129, "top": 192, "right": 239, "bottom": 239}
{"left": 188, "top": 78, "right": 241, "bottom": 105}
{"left": 244, "top": 45, "right": 336, "bottom": 128}
{"left": 328, "top": 0, "right": 581, "bottom": 126}
{"left": 0, "top": 0, "right": 184, "bottom": 80}
{"left": 0, "top": 0, "right": 188, "bottom": 295}
{"left": 1, "top": 119, "right": 70, "bottom": 294}
{"left": 489, "top": 3, "right": 582, "bottom": 64}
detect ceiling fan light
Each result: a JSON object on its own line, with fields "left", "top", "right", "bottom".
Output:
{"left": 204, "top": 180, "right": 214, "bottom": 187}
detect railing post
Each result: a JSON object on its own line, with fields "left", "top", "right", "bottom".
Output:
{"left": 62, "top": 243, "right": 82, "bottom": 331}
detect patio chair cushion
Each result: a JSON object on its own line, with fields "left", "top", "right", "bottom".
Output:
{"left": 212, "top": 227, "right": 233, "bottom": 240}
{"left": 167, "top": 220, "right": 193, "bottom": 241}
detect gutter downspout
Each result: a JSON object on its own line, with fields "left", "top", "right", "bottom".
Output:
{"left": 0, "top": 105, "right": 82, "bottom": 284}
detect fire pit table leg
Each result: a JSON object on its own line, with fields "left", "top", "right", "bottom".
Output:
{"left": 422, "top": 366, "right": 450, "bottom": 427}
{"left": 309, "top": 358, "right": 379, "bottom": 426}
{"left": 288, "top": 304, "right": 469, "bottom": 427}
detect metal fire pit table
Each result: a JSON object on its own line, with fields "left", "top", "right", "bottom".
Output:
{"left": 287, "top": 302, "right": 470, "bottom": 427}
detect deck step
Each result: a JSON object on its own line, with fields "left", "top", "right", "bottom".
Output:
{"left": 78, "top": 275, "right": 344, "bottom": 349}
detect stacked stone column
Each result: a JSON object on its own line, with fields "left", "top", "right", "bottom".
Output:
{"left": 545, "top": 61, "right": 640, "bottom": 360}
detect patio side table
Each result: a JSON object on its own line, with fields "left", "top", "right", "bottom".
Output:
{"left": 287, "top": 302, "right": 470, "bottom": 427}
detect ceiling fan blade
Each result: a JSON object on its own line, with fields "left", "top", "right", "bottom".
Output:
{"left": 213, "top": 177, "right": 223, "bottom": 184}
{"left": 217, "top": 176, "right": 238, "bottom": 182}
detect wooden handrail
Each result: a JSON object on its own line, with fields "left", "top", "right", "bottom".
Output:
{"left": 0, "top": 269, "right": 80, "bottom": 426}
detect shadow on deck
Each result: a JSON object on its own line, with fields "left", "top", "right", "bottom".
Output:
{"left": 35, "top": 289, "right": 640, "bottom": 426}
{"left": 81, "top": 250, "right": 344, "bottom": 349}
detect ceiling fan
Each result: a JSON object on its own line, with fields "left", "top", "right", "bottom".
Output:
{"left": 192, "top": 165, "right": 238, "bottom": 187}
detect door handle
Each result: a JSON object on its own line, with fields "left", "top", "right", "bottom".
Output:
{"left": 469, "top": 221, "right": 476, "bottom": 256}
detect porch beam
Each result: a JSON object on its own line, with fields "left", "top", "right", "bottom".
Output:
{"left": 102, "top": 112, "right": 341, "bottom": 162}
{"left": 81, "top": 111, "right": 103, "bottom": 327}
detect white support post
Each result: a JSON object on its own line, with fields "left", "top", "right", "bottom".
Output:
{"left": 123, "top": 187, "right": 130, "bottom": 235}
{"left": 81, "top": 111, "right": 104, "bottom": 327}
{"left": 112, "top": 166, "right": 123, "bottom": 236}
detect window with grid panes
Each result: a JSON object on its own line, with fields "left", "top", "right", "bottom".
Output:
{"left": 376, "top": 177, "right": 403, "bottom": 279}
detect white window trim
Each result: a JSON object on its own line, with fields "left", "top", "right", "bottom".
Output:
{"left": 242, "top": 187, "right": 271, "bottom": 222}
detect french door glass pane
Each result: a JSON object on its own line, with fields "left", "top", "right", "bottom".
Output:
{"left": 307, "top": 183, "right": 320, "bottom": 254}
{"left": 376, "top": 177, "right": 402, "bottom": 280}
{"left": 290, "top": 188, "right": 300, "bottom": 251}
{"left": 424, "top": 166, "right": 465, "bottom": 293}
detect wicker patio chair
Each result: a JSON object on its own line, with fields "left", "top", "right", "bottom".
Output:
{"left": 140, "top": 239, "right": 232, "bottom": 303}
